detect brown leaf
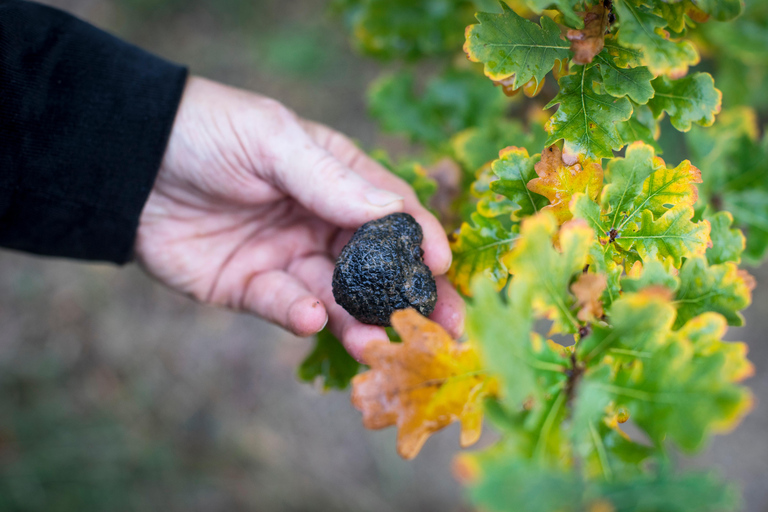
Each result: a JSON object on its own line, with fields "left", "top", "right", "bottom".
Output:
{"left": 567, "top": 5, "right": 610, "bottom": 65}
{"left": 351, "top": 309, "right": 494, "bottom": 459}
{"left": 571, "top": 273, "right": 607, "bottom": 322}
{"left": 527, "top": 145, "right": 604, "bottom": 224}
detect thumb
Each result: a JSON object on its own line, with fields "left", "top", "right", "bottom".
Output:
{"left": 274, "top": 145, "right": 404, "bottom": 228}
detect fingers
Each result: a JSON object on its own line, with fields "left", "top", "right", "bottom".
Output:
{"left": 429, "top": 276, "right": 466, "bottom": 339}
{"left": 289, "top": 254, "right": 389, "bottom": 362}
{"left": 301, "top": 120, "right": 452, "bottom": 275}
{"left": 271, "top": 136, "right": 405, "bottom": 230}
{"left": 240, "top": 270, "right": 328, "bottom": 337}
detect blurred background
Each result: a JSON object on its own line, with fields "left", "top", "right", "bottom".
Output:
{"left": 0, "top": 1, "right": 766, "bottom": 511}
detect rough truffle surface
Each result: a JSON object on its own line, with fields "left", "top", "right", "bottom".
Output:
{"left": 332, "top": 213, "right": 438, "bottom": 326}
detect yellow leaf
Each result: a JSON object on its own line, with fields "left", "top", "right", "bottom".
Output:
{"left": 527, "top": 145, "right": 604, "bottom": 224}
{"left": 351, "top": 309, "right": 495, "bottom": 459}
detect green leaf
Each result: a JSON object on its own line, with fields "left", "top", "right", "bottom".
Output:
{"left": 693, "top": 0, "right": 744, "bottom": 20}
{"left": 587, "top": 319, "right": 753, "bottom": 451}
{"left": 449, "top": 212, "right": 519, "bottom": 295}
{"left": 466, "top": 458, "right": 583, "bottom": 512}
{"left": 467, "top": 280, "right": 569, "bottom": 411}
{"left": 653, "top": 0, "right": 689, "bottom": 33}
{"left": 465, "top": 455, "right": 738, "bottom": 512}
{"left": 675, "top": 313, "right": 754, "bottom": 382}
{"left": 506, "top": 213, "right": 593, "bottom": 334}
{"left": 577, "top": 288, "right": 675, "bottom": 363}
{"left": 592, "top": 471, "right": 739, "bottom": 512}
{"left": 489, "top": 146, "right": 549, "bottom": 217}
{"left": 704, "top": 210, "right": 745, "bottom": 265}
{"left": 621, "top": 259, "right": 680, "bottom": 294}
{"left": 648, "top": 73, "right": 722, "bottom": 132}
{"left": 599, "top": 142, "right": 707, "bottom": 266}
{"left": 572, "top": 378, "right": 655, "bottom": 480}
{"left": 298, "top": 329, "right": 362, "bottom": 390}
{"left": 602, "top": 142, "right": 660, "bottom": 230}
{"left": 545, "top": 65, "right": 633, "bottom": 160}
{"left": 594, "top": 50, "right": 655, "bottom": 105}
{"left": 616, "top": 205, "right": 711, "bottom": 267}
{"left": 464, "top": 4, "right": 571, "bottom": 88}
{"left": 674, "top": 256, "right": 753, "bottom": 329}
{"left": 613, "top": 0, "right": 700, "bottom": 77}
{"left": 571, "top": 192, "right": 607, "bottom": 236}
{"left": 472, "top": 163, "right": 520, "bottom": 218}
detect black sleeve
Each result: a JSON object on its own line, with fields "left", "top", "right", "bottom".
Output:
{"left": 0, "top": 0, "right": 188, "bottom": 264}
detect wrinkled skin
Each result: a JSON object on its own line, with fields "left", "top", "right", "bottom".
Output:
{"left": 333, "top": 213, "right": 437, "bottom": 326}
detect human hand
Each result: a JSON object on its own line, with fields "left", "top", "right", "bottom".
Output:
{"left": 135, "top": 77, "right": 465, "bottom": 361}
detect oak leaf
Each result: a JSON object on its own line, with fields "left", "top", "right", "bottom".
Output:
{"left": 527, "top": 145, "right": 604, "bottom": 224}
{"left": 351, "top": 309, "right": 494, "bottom": 459}
{"left": 545, "top": 65, "right": 633, "bottom": 160}
{"left": 449, "top": 212, "right": 519, "bottom": 295}
{"left": 464, "top": 4, "right": 570, "bottom": 89}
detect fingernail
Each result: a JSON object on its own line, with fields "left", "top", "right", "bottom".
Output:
{"left": 365, "top": 188, "right": 403, "bottom": 207}
{"left": 319, "top": 314, "right": 329, "bottom": 332}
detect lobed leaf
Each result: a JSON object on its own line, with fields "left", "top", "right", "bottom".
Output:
{"left": 578, "top": 289, "right": 753, "bottom": 452}
{"left": 506, "top": 213, "right": 594, "bottom": 333}
{"left": 527, "top": 145, "right": 605, "bottom": 225}
{"left": 613, "top": 0, "right": 700, "bottom": 77}
{"left": 489, "top": 146, "right": 549, "bottom": 217}
{"left": 647, "top": 73, "right": 722, "bottom": 132}
{"left": 694, "top": 0, "right": 744, "bottom": 21}
{"left": 594, "top": 50, "right": 655, "bottom": 105}
{"left": 463, "top": 455, "right": 738, "bottom": 512}
{"left": 674, "top": 256, "right": 753, "bottom": 329}
{"left": 599, "top": 142, "right": 708, "bottom": 267}
{"left": 449, "top": 212, "right": 519, "bottom": 295}
{"left": 545, "top": 65, "right": 633, "bottom": 160}
{"left": 468, "top": 279, "right": 569, "bottom": 412}
{"left": 298, "top": 329, "right": 362, "bottom": 390}
{"left": 616, "top": 205, "right": 711, "bottom": 268}
{"left": 464, "top": 4, "right": 571, "bottom": 89}
{"left": 351, "top": 309, "right": 494, "bottom": 459}
{"left": 704, "top": 210, "right": 746, "bottom": 265}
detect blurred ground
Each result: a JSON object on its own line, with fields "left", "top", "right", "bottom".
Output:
{"left": 1, "top": 1, "right": 766, "bottom": 511}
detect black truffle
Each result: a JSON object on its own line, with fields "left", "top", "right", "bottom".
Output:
{"left": 332, "top": 213, "right": 438, "bottom": 326}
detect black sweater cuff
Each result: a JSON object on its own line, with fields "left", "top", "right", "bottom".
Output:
{"left": 0, "top": 0, "right": 188, "bottom": 264}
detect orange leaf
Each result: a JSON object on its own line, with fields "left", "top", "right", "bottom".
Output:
{"left": 567, "top": 4, "right": 610, "bottom": 65}
{"left": 351, "top": 309, "right": 494, "bottom": 459}
{"left": 571, "top": 272, "right": 607, "bottom": 322}
{"left": 527, "top": 145, "right": 604, "bottom": 224}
